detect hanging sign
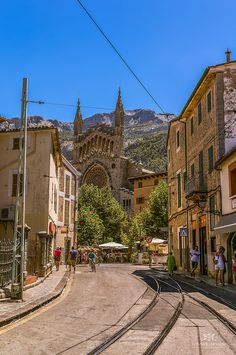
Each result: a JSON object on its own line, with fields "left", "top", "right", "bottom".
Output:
{"left": 179, "top": 228, "right": 188, "bottom": 237}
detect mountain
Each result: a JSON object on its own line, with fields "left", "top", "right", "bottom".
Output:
{"left": 6, "top": 110, "right": 175, "bottom": 172}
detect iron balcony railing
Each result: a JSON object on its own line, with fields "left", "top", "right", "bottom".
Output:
{"left": 185, "top": 174, "right": 208, "bottom": 197}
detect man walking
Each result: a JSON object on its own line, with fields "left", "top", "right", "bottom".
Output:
{"left": 68, "top": 246, "right": 78, "bottom": 272}
{"left": 190, "top": 246, "right": 200, "bottom": 277}
{"left": 54, "top": 247, "right": 62, "bottom": 271}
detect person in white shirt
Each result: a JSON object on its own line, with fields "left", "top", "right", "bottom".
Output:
{"left": 213, "top": 246, "right": 226, "bottom": 286}
{"left": 190, "top": 246, "right": 200, "bottom": 277}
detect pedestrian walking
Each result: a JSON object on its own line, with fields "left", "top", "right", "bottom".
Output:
{"left": 54, "top": 247, "right": 62, "bottom": 271}
{"left": 68, "top": 246, "right": 78, "bottom": 272}
{"left": 167, "top": 251, "right": 176, "bottom": 276}
{"left": 88, "top": 250, "right": 96, "bottom": 272}
{"left": 190, "top": 246, "right": 200, "bottom": 277}
{"left": 214, "top": 246, "right": 227, "bottom": 286}
{"left": 233, "top": 254, "right": 236, "bottom": 284}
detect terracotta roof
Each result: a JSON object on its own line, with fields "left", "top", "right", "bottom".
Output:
{"left": 128, "top": 171, "right": 167, "bottom": 180}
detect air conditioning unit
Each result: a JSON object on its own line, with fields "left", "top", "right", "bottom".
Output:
{"left": 0, "top": 205, "right": 15, "bottom": 221}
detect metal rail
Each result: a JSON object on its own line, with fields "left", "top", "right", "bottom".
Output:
{"left": 87, "top": 274, "right": 160, "bottom": 355}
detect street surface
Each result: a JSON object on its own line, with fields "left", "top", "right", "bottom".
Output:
{"left": 0, "top": 265, "right": 235, "bottom": 355}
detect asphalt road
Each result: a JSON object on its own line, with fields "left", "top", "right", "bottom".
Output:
{"left": 0, "top": 265, "right": 147, "bottom": 355}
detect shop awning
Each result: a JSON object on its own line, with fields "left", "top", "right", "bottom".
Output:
{"left": 99, "top": 242, "right": 128, "bottom": 249}
{"left": 214, "top": 213, "right": 236, "bottom": 234}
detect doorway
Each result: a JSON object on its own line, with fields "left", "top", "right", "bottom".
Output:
{"left": 64, "top": 238, "right": 71, "bottom": 264}
{"left": 227, "top": 232, "right": 236, "bottom": 284}
{"left": 199, "top": 227, "right": 208, "bottom": 275}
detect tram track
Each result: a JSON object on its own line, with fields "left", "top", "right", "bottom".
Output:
{"left": 88, "top": 270, "right": 236, "bottom": 355}
{"left": 87, "top": 273, "right": 160, "bottom": 355}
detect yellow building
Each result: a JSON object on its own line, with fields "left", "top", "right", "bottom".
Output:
{"left": 129, "top": 172, "right": 167, "bottom": 214}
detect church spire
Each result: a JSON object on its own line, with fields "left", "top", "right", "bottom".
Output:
{"left": 74, "top": 98, "right": 83, "bottom": 136}
{"left": 115, "top": 87, "right": 124, "bottom": 132}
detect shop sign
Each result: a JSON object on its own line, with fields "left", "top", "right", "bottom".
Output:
{"left": 191, "top": 221, "right": 196, "bottom": 230}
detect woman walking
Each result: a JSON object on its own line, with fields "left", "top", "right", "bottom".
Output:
{"left": 214, "top": 246, "right": 226, "bottom": 286}
{"left": 167, "top": 251, "right": 176, "bottom": 276}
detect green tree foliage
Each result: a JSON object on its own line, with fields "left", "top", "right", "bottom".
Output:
{"left": 77, "top": 206, "right": 105, "bottom": 245}
{"left": 78, "top": 184, "right": 127, "bottom": 245}
{"left": 129, "top": 181, "right": 168, "bottom": 244}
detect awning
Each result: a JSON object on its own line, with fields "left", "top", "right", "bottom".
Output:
{"left": 214, "top": 213, "right": 236, "bottom": 234}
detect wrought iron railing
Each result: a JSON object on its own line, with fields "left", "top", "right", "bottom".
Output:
{"left": 0, "top": 238, "right": 19, "bottom": 288}
{"left": 185, "top": 174, "right": 208, "bottom": 196}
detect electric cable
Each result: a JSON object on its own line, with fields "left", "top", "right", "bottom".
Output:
{"left": 75, "top": 0, "right": 166, "bottom": 114}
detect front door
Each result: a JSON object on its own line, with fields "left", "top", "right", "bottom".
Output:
{"left": 227, "top": 232, "right": 236, "bottom": 284}
{"left": 199, "top": 227, "right": 208, "bottom": 275}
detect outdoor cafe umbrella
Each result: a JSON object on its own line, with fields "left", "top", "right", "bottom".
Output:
{"left": 98, "top": 242, "right": 128, "bottom": 249}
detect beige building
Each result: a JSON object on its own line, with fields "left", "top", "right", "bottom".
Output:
{"left": 0, "top": 125, "right": 61, "bottom": 277}
{"left": 168, "top": 53, "right": 236, "bottom": 281}
{"left": 215, "top": 147, "right": 236, "bottom": 284}
{"left": 56, "top": 156, "right": 80, "bottom": 263}
{"left": 129, "top": 172, "right": 167, "bottom": 214}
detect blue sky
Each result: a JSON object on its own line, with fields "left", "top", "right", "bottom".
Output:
{"left": 0, "top": 0, "right": 235, "bottom": 121}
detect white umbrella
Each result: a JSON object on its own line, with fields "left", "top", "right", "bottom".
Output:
{"left": 150, "top": 238, "right": 168, "bottom": 244}
{"left": 99, "top": 242, "right": 128, "bottom": 249}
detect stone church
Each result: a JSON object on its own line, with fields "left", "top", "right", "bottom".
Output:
{"left": 72, "top": 89, "right": 148, "bottom": 214}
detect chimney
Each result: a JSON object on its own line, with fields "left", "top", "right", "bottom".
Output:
{"left": 225, "top": 48, "right": 231, "bottom": 63}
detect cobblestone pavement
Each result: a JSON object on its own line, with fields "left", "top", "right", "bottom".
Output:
{"left": 0, "top": 266, "right": 68, "bottom": 320}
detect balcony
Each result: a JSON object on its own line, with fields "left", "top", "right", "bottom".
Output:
{"left": 185, "top": 175, "right": 208, "bottom": 200}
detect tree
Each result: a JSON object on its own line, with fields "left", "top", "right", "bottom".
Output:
{"left": 77, "top": 206, "right": 105, "bottom": 245}
{"left": 77, "top": 184, "right": 127, "bottom": 244}
{"left": 129, "top": 180, "right": 168, "bottom": 243}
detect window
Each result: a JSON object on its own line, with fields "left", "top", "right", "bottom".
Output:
{"left": 177, "top": 173, "right": 181, "bottom": 208}
{"left": 207, "top": 91, "right": 212, "bottom": 113}
{"left": 13, "top": 138, "right": 20, "bottom": 150}
{"left": 191, "top": 163, "right": 195, "bottom": 178}
{"left": 64, "top": 200, "right": 70, "bottom": 225}
{"left": 198, "top": 151, "right": 204, "bottom": 188}
{"left": 198, "top": 102, "right": 202, "bottom": 125}
{"left": 209, "top": 195, "right": 215, "bottom": 229}
{"left": 211, "top": 237, "right": 216, "bottom": 252}
{"left": 190, "top": 117, "right": 194, "bottom": 135}
{"left": 12, "top": 174, "right": 23, "bottom": 197}
{"left": 138, "top": 181, "right": 143, "bottom": 188}
{"left": 54, "top": 186, "right": 57, "bottom": 213}
{"left": 208, "top": 146, "right": 214, "bottom": 172}
{"left": 65, "top": 175, "right": 70, "bottom": 197}
{"left": 229, "top": 162, "right": 236, "bottom": 196}
{"left": 136, "top": 197, "right": 144, "bottom": 205}
{"left": 183, "top": 171, "right": 187, "bottom": 191}
{"left": 176, "top": 130, "right": 180, "bottom": 149}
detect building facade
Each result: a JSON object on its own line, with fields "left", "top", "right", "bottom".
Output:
{"left": 168, "top": 55, "right": 236, "bottom": 281}
{"left": 215, "top": 147, "right": 236, "bottom": 284}
{"left": 56, "top": 156, "right": 80, "bottom": 263}
{"left": 73, "top": 90, "right": 144, "bottom": 206}
{"left": 129, "top": 172, "right": 167, "bottom": 214}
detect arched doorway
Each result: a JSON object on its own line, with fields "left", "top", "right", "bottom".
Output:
{"left": 83, "top": 164, "right": 110, "bottom": 188}
{"left": 227, "top": 232, "right": 236, "bottom": 284}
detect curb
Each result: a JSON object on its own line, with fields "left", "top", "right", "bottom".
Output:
{"left": 0, "top": 271, "right": 70, "bottom": 329}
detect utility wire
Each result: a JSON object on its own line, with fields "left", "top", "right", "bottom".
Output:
{"left": 28, "top": 100, "right": 113, "bottom": 111}
{"left": 75, "top": 0, "right": 166, "bottom": 114}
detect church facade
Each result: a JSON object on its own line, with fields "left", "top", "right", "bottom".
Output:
{"left": 72, "top": 90, "right": 147, "bottom": 213}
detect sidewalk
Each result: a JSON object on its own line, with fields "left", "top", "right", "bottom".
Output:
{"left": 0, "top": 266, "right": 70, "bottom": 328}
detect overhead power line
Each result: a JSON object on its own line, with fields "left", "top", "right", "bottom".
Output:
{"left": 75, "top": 0, "right": 166, "bottom": 115}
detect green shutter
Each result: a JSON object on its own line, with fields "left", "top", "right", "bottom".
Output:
{"left": 198, "top": 102, "right": 202, "bottom": 125}
{"left": 177, "top": 173, "right": 181, "bottom": 207}
{"left": 208, "top": 146, "right": 214, "bottom": 171}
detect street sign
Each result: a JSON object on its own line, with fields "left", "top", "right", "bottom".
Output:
{"left": 145, "top": 236, "right": 153, "bottom": 243}
{"left": 179, "top": 228, "right": 188, "bottom": 237}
